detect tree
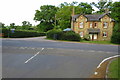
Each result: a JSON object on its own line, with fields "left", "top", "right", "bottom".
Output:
{"left": 110, "top": 2, "right": 120, "bottom": 22}
{"left": 22, "top": 21, "right": 32, "bottom": 30}
{"left": 56, "top": 2, "right": 93, "bottom": 30}
{"left": 0, "top": 22, "right": 5, "bottom": 28}
{"left": 110, "top": 2, "right": 120, "bottom": 44}
{"left": 78, "top": 2, "right": 94, "bottom": 14}
{"left": 34, "top": 5, "right": 58, "bottom": 32}
{"left": 91, "top": 0, "right": 112, "bottom": 14}
{"left": 10, "top": 23, "right": 16, "bottom": 29}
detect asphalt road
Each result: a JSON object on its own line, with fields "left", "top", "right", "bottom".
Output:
{"left": 2, "top": 37, "right": 119, "bottom": 78}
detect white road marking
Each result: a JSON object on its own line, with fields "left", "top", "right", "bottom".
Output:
{"left": 47, "top": 48, "right": 54, "bottom": 49}
{"left": 89, "top": 50, "right": 95, "bottom": 52}
{"left": 97, "top": 51, "right": 104, "bottom": 53}
{"left": 24, "top": 48, "right": 44, "bottom": 64}
{"left": 94, "top": 72, "right": 98, "bottom": 75}
{"left": 97, "top": 55, "right": 120, "bottom": 68}
{"left": 20, "top": 47, "right": 25, "bottom": 49}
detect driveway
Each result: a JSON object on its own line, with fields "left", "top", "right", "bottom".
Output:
{"left": 2, "top": 37, "right": 118, "bottom": 78}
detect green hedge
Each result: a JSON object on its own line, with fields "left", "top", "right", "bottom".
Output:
{"left": 61, "top": 31, "right": 81, "bottom": 41}
{"left": 1, "top": 28, "right": 46, "bottom": 38}
{"left": 111, "top": 23, "right": 120, "bottom": 44}
{"left": 111, "top": 32, "right": 120, "bottom": 44}
{"left": 47, "top": 29, "right": 81, "bottom": 41}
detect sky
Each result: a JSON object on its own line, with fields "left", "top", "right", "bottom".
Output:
{"left": 0, "top": 0, "right": 119, "bottom": 26}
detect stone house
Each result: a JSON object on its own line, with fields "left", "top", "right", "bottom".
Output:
{"left": 71, "top": 13, "right": 115, "bottom": 41}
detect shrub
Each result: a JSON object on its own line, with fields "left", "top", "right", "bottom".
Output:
{"left": 61, "top": 31, "right": 81, "bottom": 41}
{"left": 1, "top": 28, "right": 46, "bottom": 38}
{"left": 111, "top": 23, "right": 120, "bottom": 44}
{"left": 47, "top": 29, "right": 62, "bottom": 40}
{"left": 83, "top": 34, "right": 90, "bottom": 41}
{"left": 1, "top": 28, "right": 9, "bottom": 37}
{"left": 47, "top": 29, "right": 81, "bottom": 41}
{"left": 111, "top": 32, "right": 120, "bottom": 44}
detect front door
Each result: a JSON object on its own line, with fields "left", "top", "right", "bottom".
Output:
{"left": 89, "top": 34, "right": 97, "bottom": 41}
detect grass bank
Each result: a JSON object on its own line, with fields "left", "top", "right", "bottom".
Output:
{"left": 107, "top": 58, "right": 120, "bottom": 78}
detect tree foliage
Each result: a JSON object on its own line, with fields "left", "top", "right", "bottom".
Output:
{"left": 91, "top": 0, "right": 112, "bottom": 14}
{"left": 22, "top": 21, "right": 32, "bottom": 30}
{"left": 0, "top": 22, "right": 5, "bottom": 28}
{"left": 34, "top": 5, "right": 58, "bottom": 32}
{"left": 110, "top": 2, "right": 120, "bottom": 22}
{"left": 56, "top": 2, "right": 93, "bottom": 30}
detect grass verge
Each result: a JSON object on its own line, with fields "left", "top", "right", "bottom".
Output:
{"left": 81, "top": 40, "right": 119, "bottom": 45}
{"left": 107, "top": 58, "right": 120, "bottom": 78}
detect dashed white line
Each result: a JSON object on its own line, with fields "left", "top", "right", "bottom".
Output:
{"left": 24, "top": 48, "right": 44, "bottom": 64}
{"left": 20, "top": 47, "right": 25, "bottom": 49}
{"left": 47, "top": 48, "right": 54, "bottom": 49}
{"left": 89, "top": 50, "right": 95, "bottom": 52}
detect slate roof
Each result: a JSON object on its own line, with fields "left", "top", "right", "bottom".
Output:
{"left": 72, "top": 13, "right": 115, "bottom": 22}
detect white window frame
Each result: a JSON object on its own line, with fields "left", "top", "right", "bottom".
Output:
{"left": 103, "top": 22, "right": 108, "bottom": 28}
{"left": 79, "top": 22, "right": 83, "bottom": 28}
{"left": 103, "top": 32, "right": 107, "bottom": 37}
{"left": 90, "top": 22, "right": 92, "bottom": 28}
{"left": 79, "top": 32, "right": 84, "bottom": 38}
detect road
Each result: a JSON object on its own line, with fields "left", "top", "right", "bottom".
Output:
{"left": 2, "top": 37, "right": 119, "bottom": 78}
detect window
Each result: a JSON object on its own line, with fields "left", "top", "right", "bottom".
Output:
{"left": 103, "top": 22, "right": 108, "bottom": 28}
{"left": 79, "top": 22, "right": 83, "bottom": 28}
{"left": 90, "top": 22, "right": 92, "bottom": 28}
{"left": 94, "top": 23, "right": 97, "bottom": 28}
{"left": 79, "top": 32, "right": 83, "bottom": 37}
{"left": 103, "top": 32, "right": 107, "bottom": 37}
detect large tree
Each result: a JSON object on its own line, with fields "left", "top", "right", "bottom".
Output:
{"left": 110, "top": 2, "right": 120, "bottom": 22}
{"left": 91, "top": 0, "right": 112, "bottom": 14}
{"left": 56, "top": 2, "right": 93, "bottom": 30}
{"left": 110, "top": 2, "right": 120, "bottom": 44}
{"left": 34, "top": 5, "right": 58, "bottom": 32}
{"left": 78, "top": 2, "right": 94, "bottom": 14}
{"left": 0, "top": 22, "right": 5, "bottom": 28}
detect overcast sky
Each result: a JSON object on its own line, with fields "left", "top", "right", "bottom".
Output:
{"left": 0, "top": 0, "right": 119, "bottom": 26}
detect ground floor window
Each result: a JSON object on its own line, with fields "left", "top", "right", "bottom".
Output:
{"left": 103, "top": 32, "right": 107, "bottom": 37}
{"left": 89, "top": 34, "right": 98, "bottom": 40}
{"left": 79, "top": 32, "right": 84, "bottom": 38}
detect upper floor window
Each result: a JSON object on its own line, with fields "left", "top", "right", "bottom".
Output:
{"left": 90, "top": 22, "right": 92, "bottom": 28}
{"left": 103, "top": 22, "right": 108, "bottom": 28}
{"left": 79, "top": 22, "right": 83, "bottom": 28}
{"left": 94, "top": 23, "right": 97, "bottom": 28}
{"left": 103, "top": 32, "right": 107, "bottom": 37}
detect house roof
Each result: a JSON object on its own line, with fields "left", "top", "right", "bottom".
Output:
{"left": 72, "top": 13, "right": 115, "bottom": 22}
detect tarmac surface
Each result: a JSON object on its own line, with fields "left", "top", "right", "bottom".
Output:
{"left": 1, "top": 37, "right": 119, "bottom": 78}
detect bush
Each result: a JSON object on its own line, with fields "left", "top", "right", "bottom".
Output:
{"left": 1, "top": 28, "right": 46, "bottom": 38}
{"left": 1, "top": 28, "right": 9, "bottom": 37}
{"left": 111, "top": 32, "right": 120, "bottom": 44}
{"left": 83, "top": 34, "right": 90, "bottom": 41}
{"left": 47, "top": 29, "right": 81, "bottom": 41}
{"left": 111, "top": 23, "right": 120, "bottom": 44}
{"left": 61, "top": 31, "right": 81, "bottom": 41}
{"left": 47, "top": 29, "right": 62, "bottom": 40}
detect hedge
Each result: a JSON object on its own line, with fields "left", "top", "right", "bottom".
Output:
{"left": 111, "top": 23, "right": 120, "bottom": 44}
{"left": 47, "top": 29, "right": 81, "bottom": 41}
{"left": 1, "top": 28, "right": 46, "bottom": 38}
{"left": 46, "top": 29, "right": 62, "bottom": 40}
{"left": 60, "top": 31, "right": 80, "bottom": 41}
